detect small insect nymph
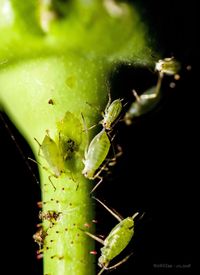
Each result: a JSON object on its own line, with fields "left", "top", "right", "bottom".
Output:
{"left": 87, "top": 93, "right": 123, "bottom": 132}
{"left": 30, "top": 112, "right": 81, "bottom": 189}
{"left": 84, "top": 197, "right": 139, "bottom": 275}
{"left": 101, "top": 95, "right": 123, "bottom": 131}
{"left": 82, "top": 128, "right": 110, "bottom": 183}
{"left": 31, "top": 131, "right": 65, "bottom": 190}
{"left": 38, "top": 132, "right": 65, "bottom": 178}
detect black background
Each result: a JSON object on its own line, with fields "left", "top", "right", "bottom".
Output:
{"left": 0, "top": 1, "right": 196, "bottom": 274}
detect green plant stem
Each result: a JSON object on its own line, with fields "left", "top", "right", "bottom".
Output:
{"left": 0, "top": 55, "right": 110, "bottom": 274}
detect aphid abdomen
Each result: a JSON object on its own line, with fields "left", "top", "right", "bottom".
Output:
{"left": 93, "top": 131, "right": 110, "bottom": 168}
{"left": 100, "top": 218, "right": 134, "bottom": 263}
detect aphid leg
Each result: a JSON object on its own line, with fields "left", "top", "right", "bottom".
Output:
{"left": 92, "top": 197, "right": 123, "bottom": 222}
{"left": 154, "top": 72, "right": 163, "bottom": 95}
{"left": 104, "top": 252, "right": 134, "bottom": 271}
{"left": 109, "top": 132, "right": 122, "bottom": 160}
{"left": 28, "top": 157, "right": 56, "bottom": 191}
{"left": 90, "top": 176, "right": 103, "bottom": 193}
{"left": 97, "top": 264, "right": 108, "bottom": 275}
{"left": 34, "top": 137, "right": 43, "bottom": 157}
{"left": 108, "top": 144, "right": 123, "bottom": 167}
{"left": 84, "top": 103, "right": 104, "bottom": 130}
{"left": 132, "top": 89, "right": 141, "bottom": 102}
{"left": 91, "top": 147, "right": 121, "bottom": 193}
{"left": 133, "top": 89, "right": 156, "bottom": 102}
{"left": 87, "top": 124, "right": 98, "bottom": 131}
{"left": 84, "top": 231, "right": 105, "bottom": 245}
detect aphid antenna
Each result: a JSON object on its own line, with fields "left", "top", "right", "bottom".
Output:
{"left": 34, "top": 136, "right": 42, "bottom": 148}
{"left": 92, "top": 196, "right": 123, "bottom": 222}
{"left": 34, "top": 137, "right": 46, "bottom": 159}
{"left": 104, "top": 90, "right": 112, "bottom": 110}
{"left": 105, "top": 89, "right": 124, "bottom": 106}
{"left": 0, "top": 112, "right": 40, "bottom": 185}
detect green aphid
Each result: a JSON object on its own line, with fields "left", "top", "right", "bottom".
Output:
{"left": 38, "top": 132, "right": 65, "bottom": 178}
{"left": 101, "top": 95, "right": 123, "bottom": 131}
{"left": 57, "top": 111, "right": 83, "bottom": 160}
{"left": 125, "top": 73, "right": 162, "bottom": 125}
{"left": 155, "top": 57, "right": 181, "bottom": 76}
{"left": 33, "top": 131, "right": 65, "bottom": 190}
{"left": 33, "top": 112, "right": 82, "bottom": 189}
{"left": 85, "top": 197, "right": 139, "bottom": 275}
{"left": 82, "top": 129, "right": 110, "bottom": 182}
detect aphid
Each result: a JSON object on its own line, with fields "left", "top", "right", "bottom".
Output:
{"left": 155, "top": 57, "right": 180, "bottom": 76}
{"left": 57, "top": 112, "right": 82, "bottom": 161}
{"left": 84, "top": 197, "right": 139, "bottom": 275}
{"left": 33, "top": 131, "right": 65, "bottom": 190}
{"left": 87, "top": 93, "right": 123, "bottom": 131}
{"left": 38, "top": 132, "right": 65, "bottom": 177}
{"left": 31, "top": 112, "right": 82, "bottom": 189}
{"left": 125, "top": 73, "right": 162, "bottom": 125}
{"left": 101, "top": 94, "right": 123, "bottom": 131}
{"left": 82, "top": 128, "right": 110, "bottom": 187}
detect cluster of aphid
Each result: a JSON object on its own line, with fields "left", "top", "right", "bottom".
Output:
{"left": 81, "top": 57, "right": 181, "bottom": 274}
{"left": 32, "top": 57, "right": 181, "bottom": 274}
